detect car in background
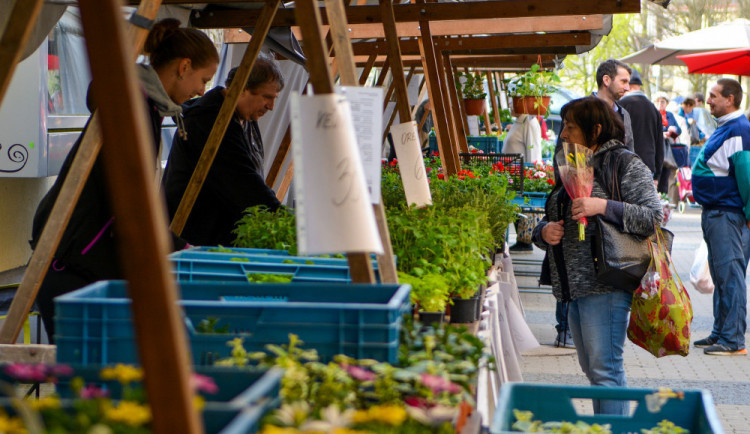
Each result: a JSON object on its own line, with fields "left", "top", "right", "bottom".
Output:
{"left": 544, "top": 86, "right": 581, "bottom": 135}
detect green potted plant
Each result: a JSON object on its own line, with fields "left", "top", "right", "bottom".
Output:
{"left": 456, "top": 72, "right": 487, "bottom": 116}
{"left": 398, "top": 272, "right": 450, "bottom": 325}
{"left": 504, "top": 63, "right": 560, "bottom": 117}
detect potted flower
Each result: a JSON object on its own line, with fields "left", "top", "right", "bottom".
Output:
{"left": 456, "top": 72, "right": 487, "bottom": 116}
{"left": 505, "top": 63, "right": 560, "bottom": 117}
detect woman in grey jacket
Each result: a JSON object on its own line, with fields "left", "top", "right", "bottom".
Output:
{"left": 532, "top": 97, "right": 662, "bottom": 415}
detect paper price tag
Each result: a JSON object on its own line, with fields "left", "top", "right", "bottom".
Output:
{"left": 390, "top": 121, "right": 432, "bottom": 207}
{"left": 290, "top": 92, "right": 383, "bottom": 255}
{"left": 337, "top": 86, "right": 383, "bottom": 203}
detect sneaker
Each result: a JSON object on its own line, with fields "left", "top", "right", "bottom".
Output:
{"left": 694, "top": 336, "right": 718, "bottom": 348}
{"left": 509, "top": 242, "right": 533, "bottom": 253}
{"left": 554, "top": 330, "right": 575, "bottom": 349}
{"left": 704, "top": 344, "right": 747, "bottom": 356}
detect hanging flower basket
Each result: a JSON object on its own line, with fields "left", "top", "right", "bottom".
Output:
{"left": 463, "top": 98, "right": 486, "bottom": 116}
{"left": 511, "top": 96, "right": 551, "bottom": 117}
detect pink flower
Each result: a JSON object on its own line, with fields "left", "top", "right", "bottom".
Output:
{"left": 190, "top": 373, "right": 219, "bottom": 394}
{"left": 79, "top": 383, "right": 109, "bottom": 399}
{"left": 343, "top": 364, "right": 376, "bottom": 382}
{"left": 404, "top": 396, "right": 434, "bottom": 408}
{"left": 421, "top": 373, "right": 461, "bottom": 394}
{"left": 5, "top": 364, "right": 49, "bottom": 382}
{"left": 51, "top": 364, "right": 74, "bottom": 377}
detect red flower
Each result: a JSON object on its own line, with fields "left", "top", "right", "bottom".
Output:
{"left": 437, "top": 173, "right": 445, "bottom": 180}
{"left": 457, "top": 175, "right": 465, "bottom": 180}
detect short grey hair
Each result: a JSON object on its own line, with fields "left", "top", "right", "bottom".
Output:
{"left": 226, "top": 53, "right": 284, "bottom": 92}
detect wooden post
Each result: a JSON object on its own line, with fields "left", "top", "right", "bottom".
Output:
{"left": 359, "top": 53, "right": 377, "bottom": 85}
{"left": 487, "top": 70, "right": 502, "bottom": 132}
{"left": 0, "top": 1, "right": 163, "bottom": 345}
{"left": 77, "top": 0, "right": 199, "bottom": 432}
{"left": 442, "top": 53, "right": 469, "bottom": 156}
{"left": 416, "top": 1, "right": 458, "bottom": 176}
{"left": 0, "top": 0, "right": 44, "bottom": 106}
{"left": 266, "top": 128, "right": 292, "bottom": 188}
{"left": 296, "top": 0, "right": 375, "bottom": 283}
{"left": 170, "top": 0, "right": 280, "bottom": 236}
{"left": 483, "top": 106, "right": 492, "bottom": 136}
{"left": 382, "top": 67, "right": 415, "bottom": 145}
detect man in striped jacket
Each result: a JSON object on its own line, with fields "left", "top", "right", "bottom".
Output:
{"left": 692, "top": 78, "right": 750, "bottom": 356}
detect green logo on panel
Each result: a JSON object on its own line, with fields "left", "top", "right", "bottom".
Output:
{"left": 29, "top": 142, "right": 34, "bottom": 149}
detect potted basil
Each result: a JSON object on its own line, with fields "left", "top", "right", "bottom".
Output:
{"left": 505, "top": 63, "right": 560, "bottom": 117}
{"left": 457, "top": 72, "right": 488, "bottom": 116}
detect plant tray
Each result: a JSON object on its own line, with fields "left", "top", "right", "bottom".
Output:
{"left": 55, "top": 281, "right": 412, "bottom": 366}
{"left": 511, "top": 192, "right": 548, "bottom": 211}
{"left": 490, "top": 383, "right": 723, "bottom": 434}
{"left": 458, "top": 153, "right": 524, "bottom": 192}
{"left": 0, "top": 365, "right": 282, "bottom": 434}
{"left": 171, "top": 248, "right": 383, "bottom": 283}
{"left": 428, "top": 135, "right": 501, "bottom": 154}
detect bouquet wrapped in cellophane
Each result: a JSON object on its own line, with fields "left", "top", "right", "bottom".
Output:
{"left": 556, "top": 142, "right": 593, "bottom": 241}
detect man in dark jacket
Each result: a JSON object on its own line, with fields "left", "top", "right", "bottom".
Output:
{"left": 619, "top": 69, "right": 664, "bottom": 184}
{"left": 164, "top": 55, "right": 283, "bottom": 246}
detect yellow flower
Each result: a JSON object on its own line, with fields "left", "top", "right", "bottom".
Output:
{"left": 193, "top": 395, "right": 205, "bottom": 411}
{"left": 351, "top": 406, "right": 406, "bottom": 426}
{"left": 0, "top": 413, "right": 27, "bottom": 433}
{"left": 104, "top": 401, "right": 151, "bottom": 427}
{"left": 29, "top": 396, "right": 60, "bottom": 411}
{"left": 259, "top": 426, "right": 303, "bottom": 434}
{"left": 100, "top": 364, "right": 143, "bottom": 385}
{"left": 333, "top": 429, "right": 370, "bottom": 434}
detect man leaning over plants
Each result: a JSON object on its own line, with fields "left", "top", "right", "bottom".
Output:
{"left": 164, "top": 54, "right": 283, "bottom": 246}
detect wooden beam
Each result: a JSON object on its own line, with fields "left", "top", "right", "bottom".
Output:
{"left": 487, "top": 71, "right": 501, "bottom": 130}
{"left": 0, "top": 344, "right": 55, "bottom": 364}
{"left": 0, "top": 1, "right": 163, "bottom": 345}
{"left": 265, "top": 127, "right": 291, "bottom": 187}
{"left": 77, "top": 0, "right": 199, "bottom": 432}
{"left": 355, "top": 53, "right": 559, "bottom": 68}
{"left": 276, "top": 160, "right": 294, "bottom": 200}
{"left": 350, "top": 32, "right": 591, "bottom": 56}
{"left": 290, "top": 15, "right": 605, "bottom": 39}
{"left": 0, "top": 0, "right": 43, "bottom": 108}
{"left": 443, "top": 54, "right": 468, "bottom": 155}
{"left": 190, "top": 1, "right": 640, "bottom": 28}
{"left": 359, "top": 53, "right": 377, "bottom": 85}
{"left": 170, "top": 0, "right": 280, "bottom": 236}
{"left": 417, "top": 7, "right": 458, "bottom": 176}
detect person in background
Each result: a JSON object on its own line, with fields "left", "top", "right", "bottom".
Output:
{"left": 691, "top": 78, "right": 750, "bottom": 356}
{"left": 164, "top": 55, "right": 283, "bottom": 247}
{"left": 533, "top": 97, "right": 662, "bottom": 414}
{"left": 619, "top": 68, "right": 664, "bottom": 185}
{"left": 31, "top": 19, "right": 220, "bottom": 340}
{"left": 503, "top": 114, "right": 542, "bottom": 253}
{"left": 656, "top": 94, "right": 682, "bottom": 204}
{"left": 693, "top": 92, "right": 717, "bottom": 139}
{"left": 593, "top": 59, "right": 634, "bottom": 152}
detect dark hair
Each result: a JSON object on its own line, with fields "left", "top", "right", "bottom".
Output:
{"left": 225, "top": 53, "right": 285, "bottom": 92}
{"left": 693, "top": 92, "right": 705, "bottom": 103}
{"left": 596, "top": 59, "right": 632, "bottom": 88}
{"left": 561, "top": 97, "right": 625, "bottom": 148}
{"left": 717, "top": 78, "right": 743, "bottom": 108}
{"left": 144, "top": 19, "right": 219, "bottom": 70}
{"left": 682, "top": 97, "right": 696, "bottom": 107}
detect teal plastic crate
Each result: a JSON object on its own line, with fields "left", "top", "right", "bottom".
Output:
{"left": 170, "top": 249, "right": 382, "bottom": 284}
{"left": 55, "top": 281, "right": 412, "bottom": 366}
{"left": 511, "top": 192, "right": 548, "bottom": 211}
{"left": 429, "top": 135, "right": 501, "bottom": 154}
{"left": 490, "top": 383, "right": 723, "bottom": 434}
{"left": 0, "top": 365, "right": 282, "bottom": 434}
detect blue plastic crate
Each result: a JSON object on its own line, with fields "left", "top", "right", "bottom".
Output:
{"left": 55, "top": 281, "right": 412, "bottom": 366}
{"left": 429, "top": 135, "right": 500, "bottom": 154}
{"left": 490, "top": 383, "right": 723, "bottom": 434}
{"left": 511, "top": 192, "right": 548, "bottom": 211}
{"left": 171, "top": 248, "right": 383, "bottom": 284}
{"left": 0, "top": 365, "right": 282, "bottom": 434}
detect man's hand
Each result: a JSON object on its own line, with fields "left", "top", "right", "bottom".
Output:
{"left": 571, "top": 197, "right": 607, "bottom": 222}
{"left": 542, "top": 220, "right": 565, "bottom": 245}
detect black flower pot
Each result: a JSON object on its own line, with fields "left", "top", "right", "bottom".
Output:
{"left": 450, "top": 297, "right": 477, "bottom": 324}
{"left": 418, "top": 311, "right": 445, "bottom": 326}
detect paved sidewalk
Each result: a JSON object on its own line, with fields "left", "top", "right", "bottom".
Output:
{"left": 511, "top": 206, "right": 750, "bottom": 434}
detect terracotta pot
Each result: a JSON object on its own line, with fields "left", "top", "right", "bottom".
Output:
{"left": 511, "top": 96, "right": 551, "bottom": 116}
{"left": 463, "top": 98, "right": 486, "bottom": 116}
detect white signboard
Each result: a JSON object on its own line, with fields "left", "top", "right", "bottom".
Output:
{"left": 338, "top": 86, "right": 383, "bottom": 203}
{"left": 390, "top": 121, "right": 432, "bottom": 207}
{"left": 290, "top": 92, "right": 384, "bottom": 255}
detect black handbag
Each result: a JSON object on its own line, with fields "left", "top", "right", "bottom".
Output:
{"left": 591, "top": 148, "right": 674, "bottom": 291}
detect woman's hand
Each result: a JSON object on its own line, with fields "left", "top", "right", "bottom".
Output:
{"left": 542, "top": 220, "right": 564, "bottom": 245}
{"left": 571, "top": 197, "right": 607, "bottom": 221}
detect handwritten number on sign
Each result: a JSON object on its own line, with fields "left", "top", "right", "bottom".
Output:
{"left": 332, "top": 157, "right": 358, "bottom": 206}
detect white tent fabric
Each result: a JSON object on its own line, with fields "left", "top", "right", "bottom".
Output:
{"left": 0, "top": 1, "right": 67, "bottom": 61}
{"left": 622, "top": 19, "right": 750, "bottom": 66}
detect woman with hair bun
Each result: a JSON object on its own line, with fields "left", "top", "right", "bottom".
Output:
{"left": 30, "top": 19, "right": 219, "bottom": 340}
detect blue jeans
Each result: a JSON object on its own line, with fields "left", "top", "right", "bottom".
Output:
{"left": 568, "top": 291, "right": 632, "bottom": 415}
{"left": 702, "top": 209, "right": 750, "bottom": 350}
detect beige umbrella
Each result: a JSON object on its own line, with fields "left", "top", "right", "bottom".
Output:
{"left": 621, "top": 18, "right": 750, "bottom": 66}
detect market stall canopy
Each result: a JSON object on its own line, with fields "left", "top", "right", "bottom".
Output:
{"left": 677, "top": 48, "right": 750, "bottom": 76}
{"left": 621, "top": 18, "right": 750, "bottom": 66}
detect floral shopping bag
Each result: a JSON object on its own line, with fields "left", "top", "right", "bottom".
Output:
{"left": 627, "top": 227, "right": 693, "bottom": 357}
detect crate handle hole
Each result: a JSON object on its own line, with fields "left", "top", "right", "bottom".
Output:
{"left": 570, "top": 398, "right": 638, "bottom": 417}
